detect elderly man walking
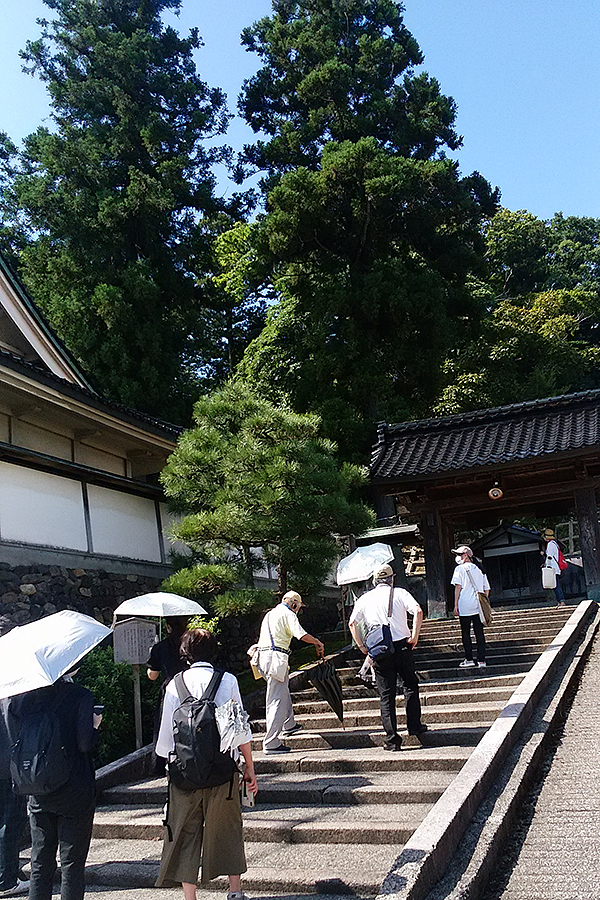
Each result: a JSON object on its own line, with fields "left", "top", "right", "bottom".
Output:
{"left": 256, "top": 591, "right": 324, "bottom": 754}
{"left": 349, "top": 564, "right": 426, "bottom": 751}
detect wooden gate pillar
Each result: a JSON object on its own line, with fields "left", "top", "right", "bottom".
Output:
{"left": 420, "top": 508, "right": 453, "bottom": 618}
{"left": 574, "top": 486, "right": 600, "bottom": 602}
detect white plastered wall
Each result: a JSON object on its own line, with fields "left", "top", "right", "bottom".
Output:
{"left": 0, "top": 461, "right": 87, "bottom": 549}
{"left": 88, "top": 485, "right": 161, "bottom": 562}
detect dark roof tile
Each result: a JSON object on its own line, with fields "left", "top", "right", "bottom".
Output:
{"left": 371, "top": 389, "right": 600, "bottom": 480}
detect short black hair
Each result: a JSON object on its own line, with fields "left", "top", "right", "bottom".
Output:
{"left": 180, "top": 628, "right": 216, "bottom": 664}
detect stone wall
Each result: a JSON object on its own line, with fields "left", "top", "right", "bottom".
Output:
{"left": 0, "top": 562, "right": 164, "bottom": 629}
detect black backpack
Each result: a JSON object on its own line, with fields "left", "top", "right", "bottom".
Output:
{"left": 167, "top": 668, "right": 237, "bottom": 791}
{"left": 10, "top": 685, "right": 74, "bottom": 796}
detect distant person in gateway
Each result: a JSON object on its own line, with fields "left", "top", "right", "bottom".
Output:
{"left": 542, "top": 528, "right": 566, "bottom": 607}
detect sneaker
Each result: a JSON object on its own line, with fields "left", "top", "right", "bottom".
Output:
{"left": 478, "top": 661, "right": 487, "bottom": 668}
{"left": 458, "top": 659, "right": 476, "bottom": 668}
{"left": 383, "top": 739, "right": 402, "bottom": 751}
{"left": 282, "top": 723, "right": 303, "bottom": 736}
{"left": 227, "top": 892, "right": 249, "bottom": 900}
{"left": 0, "top": 880, "right": 30, "bottom": 897}
{"left": 263, "top": 744, "right": 291, "bottom": 754}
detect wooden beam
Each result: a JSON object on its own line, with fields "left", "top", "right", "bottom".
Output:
{"left": 420, "top": 509, "right": 453, "bottom": 619}
{"left": 574, "top": 486, "right": 600, "bottom": 602}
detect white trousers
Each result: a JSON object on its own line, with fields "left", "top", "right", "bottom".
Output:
{"left": 263, "top": 673, "right": 297, "bottom": 750}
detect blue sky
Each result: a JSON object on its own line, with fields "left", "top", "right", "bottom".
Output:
{"left": 1, "top": 0, "right": 599, "bottom": 220}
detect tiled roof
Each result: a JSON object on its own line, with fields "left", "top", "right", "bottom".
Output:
{"left": 370, "top": 390, "right": 600, "bottom": 481}
{"left": 0, "top": 348, "right": 182, "bottom": 442}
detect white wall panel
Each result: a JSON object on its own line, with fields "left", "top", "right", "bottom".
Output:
{"left": 12, "top": 420, "right": 72, "bottom": 461}
{"left": 0, "top": 461, "right": 87, "bottom": 549}
{"left": 88, "top": 485, "right": 161, "bottom": 561}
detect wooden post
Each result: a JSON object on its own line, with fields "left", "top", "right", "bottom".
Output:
{"left": 420, "top": 509, "right": 452, "bottom": 618}
{"left": 574, "top": 486, "right": 600, "bottom": 602}
{"left": 132, "top": 664, "right": 143, "bottom": 750}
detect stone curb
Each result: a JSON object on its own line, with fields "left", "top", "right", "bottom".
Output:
{"left": 424, "top": 604, "right": 600, "bottom": 900}
{"left": 376, "top": 599, "right": 597, "bottom": 900}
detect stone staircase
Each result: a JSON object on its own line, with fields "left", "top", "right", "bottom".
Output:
{"left": 86, "top": 605, "right": 574, "bottom": 897}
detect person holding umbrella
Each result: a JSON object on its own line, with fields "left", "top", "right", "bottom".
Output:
{"left": 0, "top": 611, "right": 110, "bottom": 900}
{"left": 256, "top": 591, "right": 325, "bottom": 753}
{"left": 147, "top": 616, "right": 191, "bottom": 774}
{"left": 349, "top": 564, "right": 426, "bottom": 750}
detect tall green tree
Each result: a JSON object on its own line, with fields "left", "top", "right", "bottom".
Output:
{"left": 1, "top": 0, "right": 233, "bottom": 421}
{"left": 236, "top": 0, "right": 498, "bottom": 459}
{"left": 160, "top": 381, "right": 374, "bottom": 596}
{"left": 435, "top": 208, "right": 600, "bottom": 415}
{"left": 237, "top": 0, "right": 460, "bottom": 184}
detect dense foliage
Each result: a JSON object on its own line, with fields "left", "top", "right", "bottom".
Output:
{"left": 0, "top": 0, "right": 248, "bottom": 421}
{"left": 235, "top": 0, "right": 498, "bottom": 458}
{"left": 160, "top": 381, "right": 374, "bottom": 594}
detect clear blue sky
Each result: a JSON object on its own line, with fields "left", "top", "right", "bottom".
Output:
{"left": 1, "top": 0, "right": 599, "bottom": 220}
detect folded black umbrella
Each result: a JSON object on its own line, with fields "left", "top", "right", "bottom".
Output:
{"left": 307, "top": 658, "right": 344, "bottom": 726}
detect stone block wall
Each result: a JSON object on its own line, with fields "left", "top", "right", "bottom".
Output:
{"left": 0, "top": 562, "right": 164, "bottom": 629}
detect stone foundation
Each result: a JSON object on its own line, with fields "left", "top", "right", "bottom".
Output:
{"left": 0, "top": 562, "right": 164, "bottom": 629}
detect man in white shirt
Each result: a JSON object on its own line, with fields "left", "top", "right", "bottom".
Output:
{"left": 451, "top": 545, "right": 490, "bottom": 668}
{"left": 257, "top": 591, "right": 325, "bottom": 753}
{"left": 348, "top": 564, "right": 426, "bottom": 751}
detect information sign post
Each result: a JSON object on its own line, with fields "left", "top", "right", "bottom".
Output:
{"left": 113, "top": 618, "right": 157, "bottom": 749}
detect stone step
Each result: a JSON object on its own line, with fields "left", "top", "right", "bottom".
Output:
{"left": 93, "top": 801, "right": 433, "bottom": 844}
{"left": 250, "top": 722, "right": 491, "bottom": 752}
{"left": 291, "top": 684, "right": 515, "bottom": 715}
{"left": 291, "top": 672, "right": 524, "bottom": 703}
{"left": 253, "top": 699, "right": 505, "bottom": 734}
{"left": 101, "top": 769, "right": 456, "bottom": 807}
{"left": 253, "top": 744, "right": 472, "bottom": 775}
{"left": 84, "top": 837, "right": 399, "bottom": 894}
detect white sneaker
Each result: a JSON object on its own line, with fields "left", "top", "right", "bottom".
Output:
{"left": 0, "top": 880, "right": 30, "bottom": 897}
{"left": 458, "top": 659, "right": 476, "bottom": 668}
{"left": 478, "top": 662, "right": 487, "bottom": 668}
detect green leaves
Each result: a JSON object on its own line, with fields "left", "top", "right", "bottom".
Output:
{"left": 161, "top": 382, "right": 374, "bottom": 595}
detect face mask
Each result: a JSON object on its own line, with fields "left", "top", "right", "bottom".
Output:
{"left": 455, "top": 555, "right": 464, "bottom": 565}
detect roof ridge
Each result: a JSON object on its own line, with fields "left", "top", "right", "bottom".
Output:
{"left": 384, "top": 389, "right": 600, "bottom": 436}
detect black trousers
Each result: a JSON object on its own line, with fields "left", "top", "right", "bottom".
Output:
{"left": 0, "top": 777, "right": 27, "bottom": 891}
{"left": 459, "top": 615, "right": 486, "bottom": 662}
{"left": 28, "top": 785, "right": 95, "bottom": 900}
{"left": 373, "top": 639, "right": 422, "bottom": 745}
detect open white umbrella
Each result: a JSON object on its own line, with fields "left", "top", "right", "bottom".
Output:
{"left": 113, "top": 592, "right": 207, "bottom": 618}
{"left": 0, "top": 610, "right": 111, "bottom": 700}
{"left": 336, "top": 542, "right": 394, "bottom": 585}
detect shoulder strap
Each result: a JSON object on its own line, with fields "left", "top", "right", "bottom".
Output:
{"left": 266, "top": 611, "right": 276, "bottom": 650}
{"left": 200, "top": 668, "right": 225, "bottom": 703}
{"left": 465, "top": 565, "right": 479, "bottom": 593}
{"left": 46, "top": 682, "right": 75, "bottom": 717}
{"left": 387, "top": 583, "right": 394, "bottom": 618}
{"left": 173, "top": 672, "right": 193, "bottom": 703}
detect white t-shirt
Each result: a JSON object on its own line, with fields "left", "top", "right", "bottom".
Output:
{"left": 451, "top": 562, "right": 490, "bottom": 616}
{"left": 155, "top": 662, "right": 251, "bottom": 758}
{"left": 258, "top": 603, "right": 307, "bottom": 652}
{"left": 545, "top": 539, "right": 561, "bottom": 575}
{"left": 348, "top": 583, "right": 422, "bottom": 641}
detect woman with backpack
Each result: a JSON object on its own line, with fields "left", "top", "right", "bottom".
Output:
{"left": 155, "top": 628, "right": 258, "bottom": 900}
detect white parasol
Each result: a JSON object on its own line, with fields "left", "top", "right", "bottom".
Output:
{"left": 113, "top": 592, "right": 207, "bottom": 618}
{"left": 0, "top": 610, "right": 111, "bottom": 700}
{"left": 336, "top": 542, "right": 394, "bottom": 585}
